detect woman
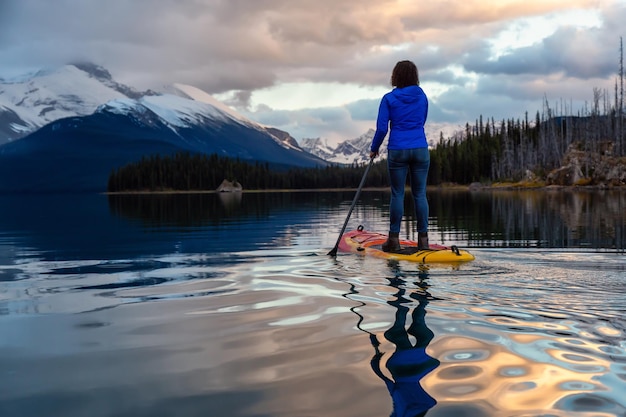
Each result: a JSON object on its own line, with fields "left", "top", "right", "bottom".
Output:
{"left": 370, "top": 60, "right": 430, "bottom": 252}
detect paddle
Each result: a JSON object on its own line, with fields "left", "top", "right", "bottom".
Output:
{"left": 328, "top": 157, "right": 375, "bottom": 256}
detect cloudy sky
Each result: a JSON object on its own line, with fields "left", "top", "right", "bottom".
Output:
{"left": 2, "top": 0, "right": 625, "bottom": 143}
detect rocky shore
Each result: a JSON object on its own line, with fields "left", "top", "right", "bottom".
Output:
{"left": 470, "top": 141, "right": 626, "bottom": 190}
{"left": 546, "top": 141, "right": 626, "bottom": 187}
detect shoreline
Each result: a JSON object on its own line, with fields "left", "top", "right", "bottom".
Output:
{"left": 104, "top": 183, "right": 626, "bottom": 195}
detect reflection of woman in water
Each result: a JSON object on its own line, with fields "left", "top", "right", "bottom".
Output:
{"left": 369, "top": 275, "right": 440, "bottom": 417}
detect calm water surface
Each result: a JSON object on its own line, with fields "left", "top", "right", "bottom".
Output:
{"left": 1, "top": 190, "right": 625, "bottom": 417}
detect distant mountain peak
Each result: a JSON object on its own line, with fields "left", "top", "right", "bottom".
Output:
{"left": 299, "top": 128, "right": 383, "bottom": 164}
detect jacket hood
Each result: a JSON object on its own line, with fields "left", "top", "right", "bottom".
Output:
{"left": 391, "top": 85, "right": 423, "bottom": 104}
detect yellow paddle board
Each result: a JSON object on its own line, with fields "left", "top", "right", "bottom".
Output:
{"left": 338, "top": 226, "right": 475, "bottom": 263}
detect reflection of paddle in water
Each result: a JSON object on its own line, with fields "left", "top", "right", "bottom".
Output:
{"left": 352, "top": 269, "right": 439, "bottom": 417}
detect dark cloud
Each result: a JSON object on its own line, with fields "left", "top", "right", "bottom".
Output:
{"left": 427, "top": 99, "right": 466, "bottom": 124}
{"left": 243, "top": 105, "right": 366, "bottom": 142}
{"left": 464, "top": 26, "right": 618, "bottom": 78}
{"left": 427, "top": 69, "right": 473, "bottom": 86}
{"left": 346, "top": 99, "right": 380, "bottom": 121}
{"left": 430, "top": 69, "right": 616, "bottom": 127}
{"left": 432, "top": 84, "right": 537, "bottom": 126}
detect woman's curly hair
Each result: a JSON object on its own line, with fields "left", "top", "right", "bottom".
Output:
{"left": 391, "top": 60, "right": 419, "bottom": 88}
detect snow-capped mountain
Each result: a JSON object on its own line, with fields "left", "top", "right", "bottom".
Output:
{"left": 299, "top": 129, "right": 388, "bottom": 164}
{"left": 0, "top": 63, "right": 152, "bottom": 144}
{"left": 0, "top": 64, "right": 326, "bottom": 193}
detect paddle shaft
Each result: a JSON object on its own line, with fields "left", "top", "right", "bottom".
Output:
{"left": 328, "top": 158, "right": 374, "bottom": 256}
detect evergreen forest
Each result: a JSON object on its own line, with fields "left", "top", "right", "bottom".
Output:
{"left": 107, "top": 152, "right": 390, "bottom": 191}
{"left": 108, "top": 40, "right": 625, "bottom": 192}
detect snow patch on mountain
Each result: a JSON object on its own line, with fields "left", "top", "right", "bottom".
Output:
{"left": 166, "top": 83, "right": 249, "bottom": 123}
{"left": 100, "top": 98, "right": 139, "bottom": 116}
{"left": 0, "top": 64, "right": 142, "bottom": 143}
{"left": 4, "top": 65, "right": 126, "bottom": 119}
{"left": 145, "top": 95, "right": 230, "bottom": 127}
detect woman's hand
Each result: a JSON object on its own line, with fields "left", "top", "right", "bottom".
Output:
{"left": 369, "top": 151, "right": 378, "bottom": 159}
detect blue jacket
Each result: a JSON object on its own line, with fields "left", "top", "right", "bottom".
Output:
{"left": 370, "top": 85, "right": 428, "bottom": 153}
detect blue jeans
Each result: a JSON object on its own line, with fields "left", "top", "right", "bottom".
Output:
{"left": 387, "top": 148, "right": 430, "bottom": 233}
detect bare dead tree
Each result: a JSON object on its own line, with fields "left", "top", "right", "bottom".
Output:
{"left": 615, "top": 36, "right": 626, "bottom": 155}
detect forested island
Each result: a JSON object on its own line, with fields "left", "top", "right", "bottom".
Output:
{"left": 108, "top": 44, "right": 626, "bottom": 193}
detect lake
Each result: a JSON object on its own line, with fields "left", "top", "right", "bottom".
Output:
{"left": 1, "top": 189, "right": 625, "bottom": 417}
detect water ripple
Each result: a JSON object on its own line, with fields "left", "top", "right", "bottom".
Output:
{"left": 2, "top": 240, "right": 626, "bottom": 416}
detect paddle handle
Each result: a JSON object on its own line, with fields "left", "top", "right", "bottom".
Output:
{"left": 328, "top": 158, "right": 374, "bottom": 256}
